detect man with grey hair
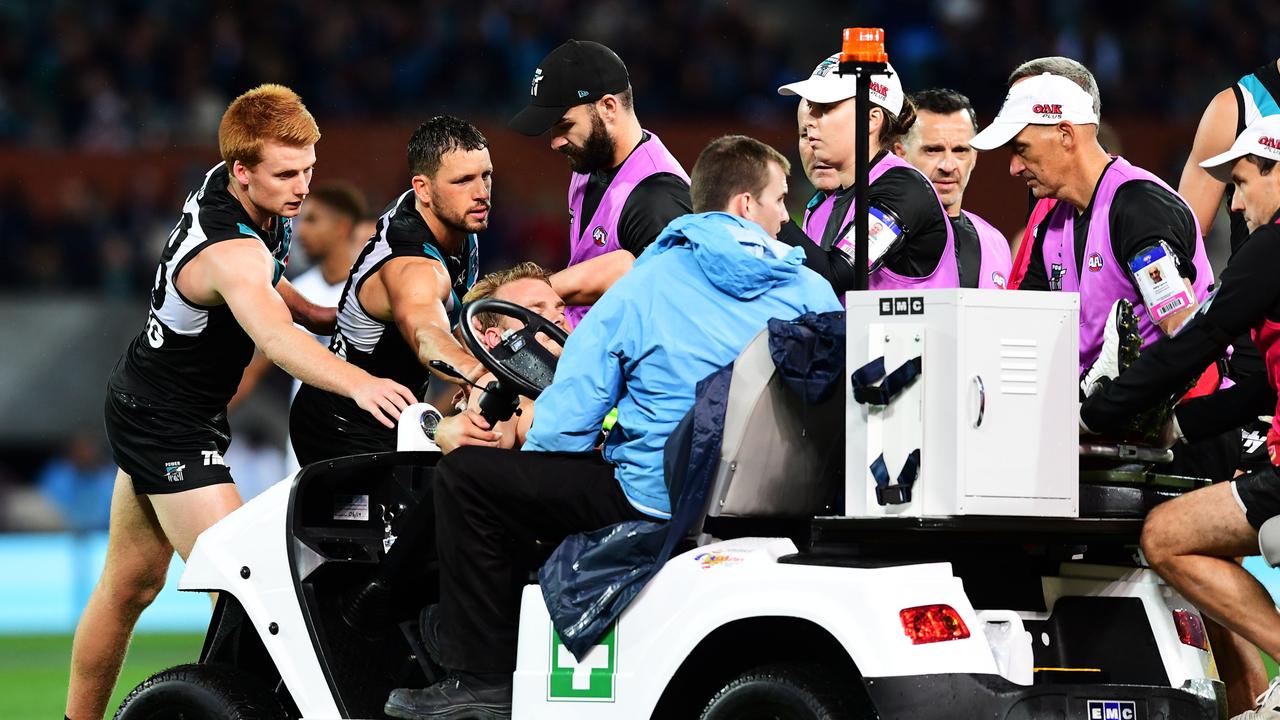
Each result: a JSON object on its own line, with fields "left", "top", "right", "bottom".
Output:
{"left": 895, "top": 88, "right": 1011, "bottom": 288}
{"left": 1008, "top": 56, "right": 1102, "bottom": 118}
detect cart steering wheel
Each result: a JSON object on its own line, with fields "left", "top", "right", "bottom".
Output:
{"left": 460, "top": 298, "right": 568, "bottom": 400}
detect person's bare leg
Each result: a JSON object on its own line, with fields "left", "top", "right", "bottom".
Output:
{"left": 65, "top": 476, "right": 242, "bottom": 719}
{"left": 1142, "top": 483, "right": 1280, "bottom": 661}
{"left": 1206, "top": 613, "right": 1269, "bottom": 715}
{"left": 65, "top": 471, "right": 172, "bottom": 720}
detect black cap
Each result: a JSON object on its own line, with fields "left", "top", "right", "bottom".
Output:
{"left": 509, "top": 40, "right": 630, "bottom": 136}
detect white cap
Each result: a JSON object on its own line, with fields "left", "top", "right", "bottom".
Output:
{"left": 970, "top": 72, "right": 1100, "bottom": 150}
{"left": 1200, "top": 115, "right": 1280, "bottom": 182}
{"left": 777, "top": 53, "right": 904, "bottom": 116}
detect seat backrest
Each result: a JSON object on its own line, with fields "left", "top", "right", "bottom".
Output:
{"left": 705, "top": 329, "right": 844, "bottom": 519}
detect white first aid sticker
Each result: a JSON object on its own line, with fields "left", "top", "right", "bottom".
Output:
{"left": 835, "top": 206, "right": 903, "bottom": 271}
{"left": 333, "top": 494, "right": 370, "bottom": 521}
{"left": 1129, "top": 243, "right": 1192, "bottom": 323}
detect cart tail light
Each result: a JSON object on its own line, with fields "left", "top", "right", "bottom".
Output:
{"left": 900, "top": 604, "right": 970, "bottom": 644}
{"left": 1172, "top": 609, "right": 1207, "bottom": 650}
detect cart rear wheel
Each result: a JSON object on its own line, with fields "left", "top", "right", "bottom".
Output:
{"left": 114, "top": 662, "right": 288, "bottom": 720}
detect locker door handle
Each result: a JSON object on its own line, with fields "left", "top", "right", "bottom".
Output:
{"left": 971, "top": 375, "right": 986, "bottom": 428}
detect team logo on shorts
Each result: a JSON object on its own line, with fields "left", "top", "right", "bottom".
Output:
{"left": 992, "top": 272, "right": 1007, "bottom": 288}
{"left": 163, "top": 460, "right": 186, "bottom": 484}
{"left": 1087, "top": 252, "right": 1104, "bottom": 272}
{"left": 592, "top": 226, "right": 608, "bottom": 246}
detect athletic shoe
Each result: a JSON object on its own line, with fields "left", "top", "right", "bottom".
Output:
{"left": 1080, "top": 299, "right": 1140, "bottom": 398}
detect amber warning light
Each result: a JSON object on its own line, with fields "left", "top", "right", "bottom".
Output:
{"left": 841, "top": 27, "right": 888, "bottom": 63}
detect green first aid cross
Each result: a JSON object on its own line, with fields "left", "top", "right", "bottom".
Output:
{"left": 548, "top": 624, "right": 617, "bottom": 702}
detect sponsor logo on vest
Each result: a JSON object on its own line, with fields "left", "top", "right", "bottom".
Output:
{"left": 549, "top": 623, "right": 616, "bottom": 701}
{"left": 1033, "top": 103, "right": 1064, "bottom": 119}
{"left": 992, "top": 271, "right": 1007, "bottom": 288}
{"left": 592, "top": 226, "right": 608, "bottom": 246}
{"left": 1086, "top": 700, "right": 1136, "bottom": 719}
{"left": 878, "top": 297, "right": 925, "bottom": 315}
{"left": 1259, "top": 136, "right": 1280, "bottom": 151}
{"left": 1087, "top": 252, "right": 1104, "bottom": 272}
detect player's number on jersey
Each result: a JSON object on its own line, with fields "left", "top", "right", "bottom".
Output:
{"left": 145, "top": 315, "right": 164, "bottom": 349}
{"left": 332, "top": 332, "right": 348, "bottom": 360}
{"left": 152, "top": 212, "right": 193, "bottom": 310}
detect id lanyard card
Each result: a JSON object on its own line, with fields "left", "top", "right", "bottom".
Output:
{"left": 834, "top": 206, "right": 903, "bottom": 272}
{"left": 1129, "top": 242, "right": 1192, "bottom": 324}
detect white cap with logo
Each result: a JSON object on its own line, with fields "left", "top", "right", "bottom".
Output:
{"left": 970, "top": 72, "right": 1100, "bottom": 150}
{"left": 777, "top": 53, "right": 904, "bottom": 116}
{"left": 1199, "top": 114, "right": 1280, "bottom": 182}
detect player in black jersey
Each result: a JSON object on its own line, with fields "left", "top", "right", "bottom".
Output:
{"left": 66, "top": 85, "right": 416, "bottom": 720}
{"left": 290, "top": 116, "right": 492, "bottom": 464}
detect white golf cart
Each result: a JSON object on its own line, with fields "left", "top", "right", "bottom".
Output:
{"left": 112, "top": 291, "right": 1227, "bottom": 720}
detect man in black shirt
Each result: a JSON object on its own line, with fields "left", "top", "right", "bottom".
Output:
{"left": 895, "top": 89, "right": 1012, "bottom": 289}
{"left": 1080, "top": 116, "right": 1280, "bottom": 719}
{"left": 68, "top": 86, "right": 416, "bottom": 720}
{"left": 510, "top": 40, "right": 690, "bottom": 325}
{"left": 290, "top": 117, "right": 492, "bottom": 464}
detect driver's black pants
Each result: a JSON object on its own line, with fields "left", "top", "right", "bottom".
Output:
{"left": 432, "top": 446, "right": 649, "bottom": 674}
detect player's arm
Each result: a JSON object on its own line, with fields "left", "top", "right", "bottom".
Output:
{"left": 381, "top": 255, "right": 486, "bottom": 385}
{"left": 549, "top": 249, "right": 634, "bottom": 305}
{"left": 277, "top": 275, "right": 337, "bottom": 335}
{"left": 1177, "top": 88, "right": 1238, "bottom": 237}
{"left": 199, "top": 239, "right": 416, "bottom": 427}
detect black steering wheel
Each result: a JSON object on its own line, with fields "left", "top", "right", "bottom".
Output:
{"left": 460, "top": 298, "right": 568, "bottom": 400}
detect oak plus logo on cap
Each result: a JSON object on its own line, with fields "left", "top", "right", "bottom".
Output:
{"left": 869, "top": 81, "right": 890, "bottom": 103}
{"left": 1259, "top": 136, "right": 1280, "bottom": 151}
{"left": 1033, "top": 103, "right": 1064, "bottom": 119}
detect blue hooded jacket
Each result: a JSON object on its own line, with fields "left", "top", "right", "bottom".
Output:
{"left": 524, "top": 212, "right": 841, "bottom": 517}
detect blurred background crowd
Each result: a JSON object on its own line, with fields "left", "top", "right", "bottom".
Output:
{"left": 1, "top": 0, "right": 1279, "bottom": 534}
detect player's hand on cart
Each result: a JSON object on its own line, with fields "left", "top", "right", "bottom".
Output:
{"left": 353, "top": 376, "right": 418, "bottom": 428}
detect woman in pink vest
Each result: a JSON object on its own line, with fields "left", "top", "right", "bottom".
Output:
{"left": 774, "top": 54, "right": 960, "bottom": 292}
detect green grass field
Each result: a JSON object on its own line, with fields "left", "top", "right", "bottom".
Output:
{"left": 0, "top": 633, "right": 203, "bottom": 720}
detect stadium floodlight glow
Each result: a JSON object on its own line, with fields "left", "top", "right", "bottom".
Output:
{"left": 900, "top": 604, "right": 970, "bottom": 645}
{"left": 1171, "top": 609, "right": 1208, "bottom": 650}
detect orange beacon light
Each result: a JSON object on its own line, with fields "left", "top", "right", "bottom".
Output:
{"left": 840, "top": 27, "right": 889, "bottom": 64}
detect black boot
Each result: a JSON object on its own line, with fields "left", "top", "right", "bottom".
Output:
{"left": 384, "top": 673, "right": 512, "bottom": 720}
{"left": 418, "top": 603, "right": 443, "bottom": 666}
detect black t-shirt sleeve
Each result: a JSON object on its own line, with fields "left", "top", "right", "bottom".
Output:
{"left": 1176, "top": 371, "right": 1276, "bottom": 441}
{"left": 616, "top": 172, "right": 692, "bottom": 256}
{"left": 775, "top": 220, "right": 859, "bottom": 291}
{"left": 1108, "top": 181, "right": 1200, "bottom": 284}
{"left": 867, "top": 167, "right": 948, "bottom": 277}
{"left": 1080, "top": 226, "right": 1280, "bottom": 435}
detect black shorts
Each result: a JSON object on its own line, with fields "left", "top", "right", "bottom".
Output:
{"left": 1231, "top": 465, "right": 1280, "bottom": 530}
{"left": 104, "top": 388, "right": 233, "bottom": 495}
{"left": 290, "top": 383, "right": 394, "bottom": 467}
{"left": 1237, "top": 418, "right": 1274, "bottom": 474}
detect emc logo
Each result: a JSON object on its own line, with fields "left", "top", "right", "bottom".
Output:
{"left": 1086, "top": 700, "right": 1136, "bottom": 720}
{"left": 878, "top": 296, "right": 925, "bottom": 316}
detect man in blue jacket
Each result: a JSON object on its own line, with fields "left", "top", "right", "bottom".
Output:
{"left": 385, "top": 135, "right": 841, "bottom": 719}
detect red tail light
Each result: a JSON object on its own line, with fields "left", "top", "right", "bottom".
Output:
{"left": 1172, "top": 609, "right": 1207, "bottom": 650}
{"left": 900, "top": 604, "right": 970, "bottom": 645}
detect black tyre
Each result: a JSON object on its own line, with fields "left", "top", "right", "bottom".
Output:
{"left": 114, "top": 663, "right": 288, "bottom": 720}
{"left": 700, "top": 663, "right": 863, "bottom": 720}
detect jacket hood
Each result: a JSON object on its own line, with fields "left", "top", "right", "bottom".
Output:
{"left": 641, "top": 212, "right": 807, "bottom": 300}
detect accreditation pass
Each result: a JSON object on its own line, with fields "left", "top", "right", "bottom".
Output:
{"left": 1129, "top": 242, "right": 1191, "bottom": 324}
{"left": 834, "top": 207, "right": 903, "bottom": 271}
